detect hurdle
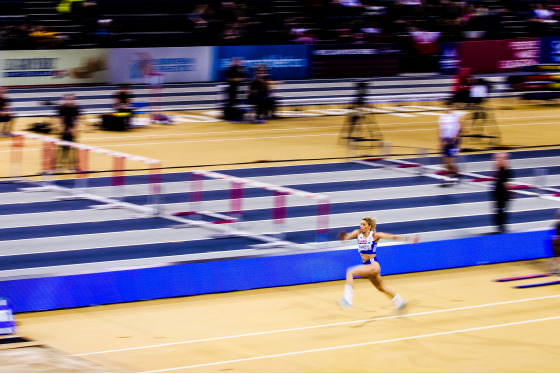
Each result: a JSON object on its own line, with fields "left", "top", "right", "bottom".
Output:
{"left": 351, "top": 143, "right": 434, "bottom": 179}
{"left": 514, "top": 279, "right": 560, "bottom": 288}
{"left": 494, "top": 274, "right": 553, "bottom": 282}
{"left": 365, "top": 147, "right": 560, "bottom": 197}
{"left": 10, "top": 131, "right": 163, "bottom": 216}
{"left": 180, "top": 170, "right": 330, "bottom": 244}
{"left": 530, "top": 167, "right": 560, "bottom": 198}
{"left": 350, "top": 141, "right": 393, "bottom": 167}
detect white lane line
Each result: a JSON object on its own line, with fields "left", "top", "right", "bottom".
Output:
{"left": 378, "top": 106, "right": 419, "bottom": 112}
{"left": 405, "top": 105, "right": 449, "bottom": 111}
{"left": 1, "top": 119, "right": 559, "bottom": 153}
{"left": 417, "top": 111, "right": 442, "bottom": 116}
{"left": 146, "top": 315, "right": 560, "bottom": 372}
{"left": 46, "top": 121, "right": 560, "bottom": 148}
{"left": 2, "top": 198, "right": 551, "bottom": 254}
{"left": 72, "top": 294, "right": 560, "bottom": 357}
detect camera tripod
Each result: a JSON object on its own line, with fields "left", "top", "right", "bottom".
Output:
{"left": 461, "top": 102, "right": 502, "bottom": 150}
{"left": 339, "top": 104, "right": 383, "bottom": 155}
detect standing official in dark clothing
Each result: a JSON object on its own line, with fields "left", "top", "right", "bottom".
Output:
{"left": 248, "top": 67, "right": 268, "bottom": 123}
{"left": 224, "top": 57, "right": 246, "bottom": 121}
{"left": 492, "top": 152, "right": 513, "bottom": 233}
{"left": 551, "top": 210, "right": 560, "bottom": 274}
{"left": 57, "top": 94, "right": 81, "bottom": 171}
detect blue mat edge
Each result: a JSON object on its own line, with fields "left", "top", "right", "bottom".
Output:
{"left": 0, "top": 229, "right": 554, "bottom": 313}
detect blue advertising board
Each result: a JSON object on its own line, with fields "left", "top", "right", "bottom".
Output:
{"left": 0, "top": 230, "right": 553, "bottom": 313}
{"left": 0, "top": 298, "right": 16, "bottom": 335}
{"left": 109, "top": 47, "right": 215, "bottom": 84}
{"left": 214, "top": 45, "right": 311, "bottom": 81}
{"left": 540, "top": 36, "right": 560, "bottom": 64}
{"left": 439, "top": 42, "right": 459, "bottom": 75}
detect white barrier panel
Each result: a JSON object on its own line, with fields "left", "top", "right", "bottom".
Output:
{"left": 0, "top": 49, "right": 108, "bottom": 86}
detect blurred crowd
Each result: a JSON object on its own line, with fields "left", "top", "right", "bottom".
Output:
{"left": 2, "top": 0, "right": 560, "bottom": 50}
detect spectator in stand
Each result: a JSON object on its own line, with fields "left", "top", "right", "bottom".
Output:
{"left": 529, "top": 2, "right": 558, "bottom": 34}
{"left": 400, "top": 0, "right": 422, "bottom": 5}
{"left": 214, "top": 1, "right": 246, "bottom": 37}
{"left": 531, "top": 3, "right": 557, "bottom": 23}
{"left": 335, "top": 0, "right": 365, "bottom": 16}
{"left": 217, "top": 1, "right": 239, "bottom": 25}
{"left": 56, "top": 0, "right": 96, "bottom": 15}
{"left": 57, "top": 0, "right": 98, "bottom": 34}
{"left": 410, "top": 27, "right": 440, "bottom": 54}
{"left": 337, "top": 21, "right": 354, "bottom": 43}
{"left": 361, "top": 20, "right": 382, "bottom": 43}
{"left": 93, "top": 19, "right": 115, "bottom": 46}
{"left": 457, "top": 4, "right": 476, "bottom": 29}
{"left": 188, "top": 4, "right": 211, "bottom": 30}
{"left": 339, "top": 0, "right": 363, "bottom": 7}
{"left": 0, "top": 87, "right": 14, "bottom": 136}
{"left": 222, "top": 21, "right": 246, "bottom": 43}
{"left": 286, "top": 18, "right": 316, "bottom": 44}
{"left": 29, "top": 25, "right": 62, "bottom": 48}
{"left": 4, "top": 24, "right": 35, "bottom": 50}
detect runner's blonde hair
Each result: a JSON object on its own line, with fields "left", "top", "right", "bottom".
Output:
{"left": 362, "top": 216, "right": 377, "bottom": 229}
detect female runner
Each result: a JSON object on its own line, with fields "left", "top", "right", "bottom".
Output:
{"left": 338, "top": 216, "right": 419, "bottom": 310}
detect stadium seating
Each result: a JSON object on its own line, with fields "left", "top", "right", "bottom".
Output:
{"left": 2, "top": 1, "right": 560, "bottom": 50}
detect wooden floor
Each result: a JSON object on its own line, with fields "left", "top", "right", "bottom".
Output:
{"left": 2, "top": 100, "right": 560, "bottom": 372}
{"left": 14, "top": 260, "right": 560, "bottom": 372}
{"left": 1, "top": 100, "right": 560, "bottom": 177}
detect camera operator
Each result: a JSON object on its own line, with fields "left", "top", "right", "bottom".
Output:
{"left": 114, "top": 84, "right": 134, "bottom": 129}
{"left": 0, "top": 87, "right": 14, "bottom": 136}
{"left": 470, "top": 78, "right": 491, "bottom": 107}
{"left": 353, "top": 80, "right": 368, "bottom": 107}
{"left": 342, "top": 80, "right": 377, "bottom": 144}
{"left": 451, "top": 67, "right": 474, "bottom": 107}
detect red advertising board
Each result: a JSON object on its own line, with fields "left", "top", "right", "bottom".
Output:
{"left": 459, "top": 38, "right": 540, "bottom": 74}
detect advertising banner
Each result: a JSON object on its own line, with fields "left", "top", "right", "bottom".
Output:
{"left": 215, "top": 45, "right": 310, "bottom": 81}
{"left": 540, "top": 36, "right": 560, "bottom": 64}
{"left": 0, "top": 49, "right": 108, "bottom": 86}
{"left": 0, "top": 298, "right": 16, "bottom": 335}
{"left": 459, "top": 38, "right": 540, "bottom": 74}
{"left": 108, "top": 47, "right": 215, "bottom": 84}
{"left": 311, "top": 44, "right": 400, "bottom": 78}
{"left": 1, "top": 49, "right": 108, "bottom": 86}
{"left": 439, "top": 42, "right": 459, "bottom": 75}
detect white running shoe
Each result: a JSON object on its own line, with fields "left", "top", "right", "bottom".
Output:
{"left": 395, "top": 299, "right": 408, "bottom": 313}
{"left": 337, "top": 298, "right": 352, "bottom": 309}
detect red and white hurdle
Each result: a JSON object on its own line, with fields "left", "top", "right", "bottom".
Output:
{"left": 354, "top": 145, "right": 560, "bottom": 201}
{"left": 10, "top": 131, "right": 163, "bottom": 215}
{"left": 177, "top": 170, "right": 330, "bottom": 244}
